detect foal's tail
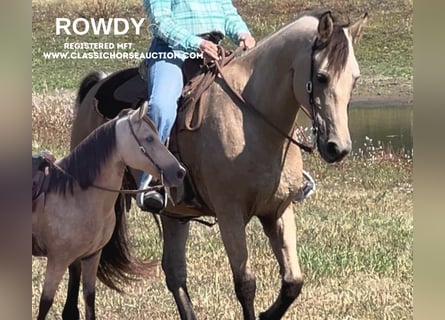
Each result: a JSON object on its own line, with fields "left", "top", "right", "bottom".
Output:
{"left": 75, "top": 70, "right": 106, "bottom": 106}
{"left": 97, "top": 194, "right": 154, "bottom": 292}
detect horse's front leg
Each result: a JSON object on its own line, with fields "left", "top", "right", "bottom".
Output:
{"left": 258, "top": 205, "right": 303, "bottom": 319}
{"left": 217, "top": 209, "right": 256, "bottom": 320}
{"left": 62, "top": 260, "right": 81, "bottom": 320}
{"left": 80, "top": 251, "right": 101, "bottom": 320}
{"left": 161, "top": 215, "right": 196, "bottom": 320}
{"left": 37, "top": 258, "right": 68, "bottom": 320}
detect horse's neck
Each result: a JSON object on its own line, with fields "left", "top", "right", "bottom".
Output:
{"left": 90, "top": 151, "right": 125, "bottom": 201}
{"left": 231, "top": 30, "right": 311, "bottom": 145}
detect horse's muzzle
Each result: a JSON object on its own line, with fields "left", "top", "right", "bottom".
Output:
{"left": 319, "top": 140, "right": 351, "bottom": 163}
{"left": 164, "top": 165, "right": 186, "bottom": 187}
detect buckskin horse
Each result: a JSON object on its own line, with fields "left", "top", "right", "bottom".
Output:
{"left": 70, "top": 10, "right": 367, "bottom": 319}
{"left": 32, "top": 104, "right": 185, "bottom": 320}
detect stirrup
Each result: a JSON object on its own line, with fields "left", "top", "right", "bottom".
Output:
{"left": 141, "top": 189, "right": 167, "bottom": 213}
{"left": 137, "top": 174, "right": 168, "bottom": 213}
{"left": 293, "top": 170, "right": 316, "bottom": 203}
{"left": 136, "top": 174, "right": 152, "bottom": 208}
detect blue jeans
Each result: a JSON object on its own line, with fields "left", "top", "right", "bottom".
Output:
{"left": 139, "top": 38, "right": 185, "bottom": 188}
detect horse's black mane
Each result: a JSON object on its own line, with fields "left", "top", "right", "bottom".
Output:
{"left": 47, "top": 119, "right": 117, "bottom": 195}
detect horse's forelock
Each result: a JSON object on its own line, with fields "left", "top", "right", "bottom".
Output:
{"left": 319, "top": 25, "right": 350, "bottom": 76}
{"left": 303, "top": 10, "right": 351, "bottom": 76}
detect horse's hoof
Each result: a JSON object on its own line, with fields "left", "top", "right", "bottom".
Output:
{"left": 62, "top": 308, "right": 79, "bottom": 320}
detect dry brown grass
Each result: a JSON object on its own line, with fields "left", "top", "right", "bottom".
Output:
{"left": 32, "top": 91, "right": 75, "bottom": 156}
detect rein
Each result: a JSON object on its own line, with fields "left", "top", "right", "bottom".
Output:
{"left": 214, "top": 43, "right": 320, "bottom": 153}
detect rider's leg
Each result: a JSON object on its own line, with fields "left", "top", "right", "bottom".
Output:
{"left": 137, "top": 38, "right": 185, "bottom": 213}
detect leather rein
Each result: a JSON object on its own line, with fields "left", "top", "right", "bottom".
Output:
{"left": 213, "top": 39, "right": 321, "bottom": 153}
{"left": 51, "top": 114, "right": 165, "bottom": 194}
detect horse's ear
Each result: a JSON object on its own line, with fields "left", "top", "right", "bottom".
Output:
{"left": 348, "top": 13, "right": 368, "bottom": 44}
{"left": 318, "top": 11, "right": 334, "bottom": 43}
{"left": 138, "top": 101, "right": 149, "bottom": 119}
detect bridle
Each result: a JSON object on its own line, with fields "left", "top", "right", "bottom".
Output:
{"left": 302, "top": 38, "right": 321, "bottom": 138}
{"left": 214, "top": 38, "right": 322, "bottom": 153}
{"left": 126, "top": 113, "right": 166, "bottom": 179}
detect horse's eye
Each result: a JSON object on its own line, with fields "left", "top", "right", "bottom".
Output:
{"left": 316, "top": 73, "right": 329, "bottom": 84}
{"left": 146, "top": 135, "right": 154, "bottom": 143}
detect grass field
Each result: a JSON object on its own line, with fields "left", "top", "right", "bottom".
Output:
{"left": 32, "top": 0, "right": 413, "bottom": 319}
{"left": 32, "top": 143, "right": 413, "bottom": 319}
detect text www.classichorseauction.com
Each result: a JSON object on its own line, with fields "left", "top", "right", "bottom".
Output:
{"left": 43, "top": 18, "right": 204, "bottom": 60}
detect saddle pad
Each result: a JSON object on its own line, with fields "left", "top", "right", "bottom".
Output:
{"left": 95, "top": 68, "right": 148, "bottom": 119}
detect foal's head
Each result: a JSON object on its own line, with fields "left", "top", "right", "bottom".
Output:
{"left": 116, "top": 103, "right": 185, "bottom": 187}
{"left": 292, "top": 11, "right": 368, "bottom": 163}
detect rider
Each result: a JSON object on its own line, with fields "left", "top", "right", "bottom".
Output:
{"left": 137, "top": 0, "right": 256, "bottom": 212}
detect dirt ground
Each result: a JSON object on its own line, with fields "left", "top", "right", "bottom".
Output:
{"left": 351, "top": 76, "right": 413, "bottom": 106}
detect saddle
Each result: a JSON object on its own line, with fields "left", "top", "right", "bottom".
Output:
{"left": 32, "top": 151, "right": 55, "bottom": 211}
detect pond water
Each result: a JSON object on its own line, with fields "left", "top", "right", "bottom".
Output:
{"left": 296, "top": 104, "right": 413, "bottom": 157}
{"left": 349, "top": 104, "right": 413, "bottom": 156}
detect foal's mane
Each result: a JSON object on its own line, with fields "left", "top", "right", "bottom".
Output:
{"left": 48, "top": 119, "right": 117, "bottom": 195}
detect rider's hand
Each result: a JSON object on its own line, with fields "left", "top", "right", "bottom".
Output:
{"left": 199, "top": 39, "right": 219, "bottom": 61}
{"left": 238, "top": 33, "right": 256, "bottom": 50}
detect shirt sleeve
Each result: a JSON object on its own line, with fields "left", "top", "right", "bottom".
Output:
{"left": 220, "top": 0, "right": 251, "bottom": 44}
{"left": 143, "top": 0, "right": 203, "bottom": 52}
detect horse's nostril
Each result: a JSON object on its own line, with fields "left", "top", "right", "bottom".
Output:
{"left": 177, "top": 170, "right": 185, "bottom": 180}
{"left": 326, "top": 142, "right": 338, "bottom": 157}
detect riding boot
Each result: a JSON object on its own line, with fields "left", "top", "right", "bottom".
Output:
{"left": 136, "top": 174, "right": 167, "bottom": 213}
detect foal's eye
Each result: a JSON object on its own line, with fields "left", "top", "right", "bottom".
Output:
{"left": 316, "top": 73, "right": 329, "bottom": 84}
{"left": 146, "top": 135, "right": 154, "bottom": 143}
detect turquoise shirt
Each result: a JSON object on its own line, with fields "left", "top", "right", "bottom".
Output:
{"left": 143, "top": 0, "right": 251, "bottom": 52}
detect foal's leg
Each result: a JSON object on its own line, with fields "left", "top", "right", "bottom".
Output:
{"left": 80, "top": 251, "right": 101, "bottom": 320}
{"left": 217, "top": 210, "right": 256, "bottom": 320}
{"left": 161, "top": 216, "right": 196, "bottom": 320}
{"left": 37, "top": 258, "right": 68, "bottom": 320}
{"left": 258, "top": 205, "right": 303, "bottom": 319}
{"left": 62, "top": 260, "right": 81, "bottom": 320}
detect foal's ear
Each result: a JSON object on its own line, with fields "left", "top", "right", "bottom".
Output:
{"left": 318, "top": 11, "right": 334, "bottom": 43}
{"left": 138, "top": 101, "right": 149, "bottom": 119}
{"left": 348, "top": 13, "right": 368, "bottom": 44}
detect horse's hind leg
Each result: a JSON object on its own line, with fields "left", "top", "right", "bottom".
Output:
{"left": 62, "top": 260, "right": 81, "bottom": 320}
{"left": 80, "top": 251, "right": 101, "bottom": 320}
{"left": 258, "top": 205, "right": 303, "bottom": 319}
{"left": 37, "top": 258, "right": 68, "bottom": 320}
{"left": 161, "top": 216, "right": 196, "bottom": 320}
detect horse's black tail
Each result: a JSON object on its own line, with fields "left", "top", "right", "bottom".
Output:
{"left": 75, "top": 70, "right": 106, "bottom": 106}
{"left": 96, "top": 194, "right": 154, "bottom": 292}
